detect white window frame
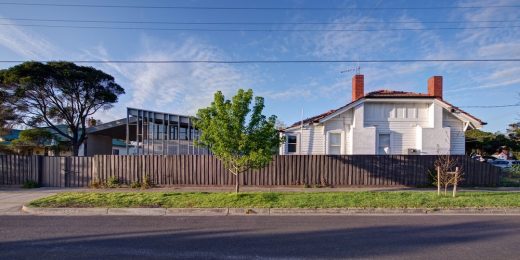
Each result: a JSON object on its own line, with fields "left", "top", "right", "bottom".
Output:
{"left": 326, "top": 130, "right": 344, "bottom": 155}
{"left": 286, "top": 134, "right": 299, "bottom": 154}
{"left": 377, "top": 132, "right": 392, "bottom": 155}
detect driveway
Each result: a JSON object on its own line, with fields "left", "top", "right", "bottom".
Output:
{"left": 0, "top": 188, "right": 63, "bottom": 215}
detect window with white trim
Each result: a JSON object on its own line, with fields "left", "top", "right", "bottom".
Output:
{"left": 287, "top": 135, "right": 297, "bottom": 153}
{"left": 378, "top": 133, "right": 391, "bottom": 155}
{"left": 328, "top": 133, "right": 342, "bottom": 155}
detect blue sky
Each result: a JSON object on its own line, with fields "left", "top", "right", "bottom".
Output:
{"left": 0, "top": 0, "right": 519, "bottom": 132}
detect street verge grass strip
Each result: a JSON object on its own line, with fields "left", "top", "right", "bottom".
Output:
{"left": 28, "top": 191, "right": 520, "bottom": 209}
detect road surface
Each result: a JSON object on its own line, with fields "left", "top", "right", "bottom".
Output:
{"left": 1, "top": 215, "right": 519, "bottom": 259}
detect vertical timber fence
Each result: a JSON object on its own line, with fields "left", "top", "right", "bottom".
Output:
{"left": 0, "top": 155, "right": 502, "bottom": 187}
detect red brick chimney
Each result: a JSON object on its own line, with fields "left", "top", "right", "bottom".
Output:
{"left": 352, "top": 74, "right": 364, "bottom": 101}
{"left": 427, "top": 76, "right": 443, "bottom": 99}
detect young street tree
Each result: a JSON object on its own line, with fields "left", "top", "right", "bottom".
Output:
{"left": 195, "top": 89, "right": 282, "bottom": 193}
{"left": 0, "top": 61, "right": 124, "bottom": 156}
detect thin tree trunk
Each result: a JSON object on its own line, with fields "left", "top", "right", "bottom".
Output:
{"left": 235, "top": 173, "right": 239, "bottom": 194}
{"left": 453, "top": 167, "right": 459, "bottom": 198}
{"left": 437, "top": 166, "right": 441, "bottom": 196}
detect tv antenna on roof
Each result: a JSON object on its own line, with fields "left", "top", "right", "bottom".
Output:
{"left": 340, "top": 66, "right": 361, "bottom": 75}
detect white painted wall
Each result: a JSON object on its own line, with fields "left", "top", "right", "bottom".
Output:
{"left": 351, "top": 104, "right": 377, "bottom": 154}
{"left": 280, "top": 99, "right": 469, "bottom": 155}
{"left": 417, "top": 102, "right": 452, "bottom": 154}
{"left": 443, "top": 110, "right": 466, "bottom": 155}
{"left": 418, "top": 127, "right": 451, "bottom": 154}
{"left": 281, "top": 125, "right": 325, "bottom": 155}
{"left": 364, "top": 102, "right": 430, "bottom": 154}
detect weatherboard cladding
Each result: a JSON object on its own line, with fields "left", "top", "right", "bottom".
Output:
{"left": 443, "top": 110, "right": 465, "bottom": 155}
{"left": 287, "top": 90, "right": 484, "bottom": 129}
{"left": 282, "top": 89, "right": 481, "bottom": 155}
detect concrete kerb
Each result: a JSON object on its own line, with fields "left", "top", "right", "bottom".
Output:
{"left": 22, "top": 206, "right": 108, "bottom": 216}
{"left": 21, "top": 206, "right": 520, "bottom": 216}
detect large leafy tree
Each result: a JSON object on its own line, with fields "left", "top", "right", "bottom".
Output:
{"left": 10, "top": 128, "right": 55, "bottom": 155}
{"left": 0, "top": 75, "right": 17, "bottom": 136}
{"left": 466, "top": 128, "right": 520, "bottom": 158}
{"left": 195, "top": 89, "right": 282, "bottom": 193}
{"left": 0, "top": 61, "right": 124, "bottom": 156}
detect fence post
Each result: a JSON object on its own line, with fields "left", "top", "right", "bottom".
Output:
{"left": 60, "top": 157, "right": 67, "bottom": 188}
{"left": 37, "top": 156, "right": 43, "bottom": 187}
{"left": 92, "top": 155, "right": 98, "bottom": 184}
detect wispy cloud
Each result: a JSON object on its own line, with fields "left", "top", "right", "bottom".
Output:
{"left": 0, "top": 16, "right": 58, "bottom": 59}
{"left": 84, "top": 36, "right": 256, "bottom": 119}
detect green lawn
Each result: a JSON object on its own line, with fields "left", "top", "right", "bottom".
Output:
{"left": 28, "top": 191, "right": 520, "bottom": 209}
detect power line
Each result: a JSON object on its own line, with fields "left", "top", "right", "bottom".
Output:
{"left": 459, "top": 104, "right": 520, "bottom": 108}
{"left": 2, "top": 23, "right": 520, "bottom": 32}
{"left": 1, "top": 59, "right": 520, "bottom": 64}
{"left": 0, "top": 2, "right": 519, "bottom": 10}
{"left": 2, "top": 17, "right": 520, "bottom": 26}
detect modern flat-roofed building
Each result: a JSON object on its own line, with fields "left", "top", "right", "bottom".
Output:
{"left": 80, "top": 107, "right": 209, "bottom": 156}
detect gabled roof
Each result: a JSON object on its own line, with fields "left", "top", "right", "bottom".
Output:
{"left": 288, "top": 110, "right": 337, "bottom": 128}
{"left": 0, "top": 129, "right": 22, "bottom": 142}
{"left": 435, "top": 99, "right": 486, "bottom": 126}
{"left": 365, "top": 90, "right": 431, "bottom": 98}
{"left": 285, "top": 90, "right": 485, "bottom": 130}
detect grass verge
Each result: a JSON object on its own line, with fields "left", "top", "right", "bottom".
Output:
{"left": 28, "top": 191, "right": 520, "bottom": 209}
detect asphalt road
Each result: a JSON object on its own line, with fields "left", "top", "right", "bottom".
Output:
{"left": 1, "top": 215, "right": 519, "bottom": 259}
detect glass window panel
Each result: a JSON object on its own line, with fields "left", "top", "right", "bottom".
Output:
{"left": 378, "top": 134, "right": 391, "bottom": 155}
{"left": 287, "top": 135, "right": 297, "bottom": 153}
{"left": 288, "top": 144, "right": 297, "bottom": 153}
{"left": 329, "top": 133, "right": 341, "bottom": 146}
{"left": 329, "top": 146, "right": 341, "bottom": 155}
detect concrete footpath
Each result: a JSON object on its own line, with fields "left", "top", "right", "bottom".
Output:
{"left": 0, "top": 188, "right": 62, "bottom": 215}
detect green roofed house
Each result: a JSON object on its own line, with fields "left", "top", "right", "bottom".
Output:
{"left": 0, "top": 129, "right": 22, "bottom": 145}
{"left": 0, "top": 127, "right": 70, "bottom": 156}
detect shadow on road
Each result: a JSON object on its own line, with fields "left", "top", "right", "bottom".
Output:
{"left": 1, "top": 216, "right": 518, "bottom": 258}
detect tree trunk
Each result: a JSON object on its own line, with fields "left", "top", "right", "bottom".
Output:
{"left": 437, "top": 166, "right": 441, "bottom": 196}
{"left": 453, "top": 167, "right": 459, "bottom": 198}
{"left": 72, "top": 142, "right": 80, "bottom": 156}
{"left": 235, "top": 174, "right": 240, "bottom": 194}
{"left": 83, "top": 138, "right": 88, "bottom": 157}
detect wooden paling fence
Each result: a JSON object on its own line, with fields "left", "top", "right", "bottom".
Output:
{"left": 0, "top": 155, "right": 501, "bottom": 187}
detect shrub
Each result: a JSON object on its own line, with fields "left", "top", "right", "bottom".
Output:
{"left": 22, "top": 180, "right": 39, "bottom": 189}
{"left": 141, "top": 174, "right": 154, "bottom": 189}
{"left": 130, "top": 181, "right": 141, "bottom": 189}
{"left": 89, "top": 178, "right": 103, "bottom": 189}
{"left": 105, "top": 176, "right": 120, "bottom": 188}
{"left": 508, "top": 164, "right": 520, "bottom": 177}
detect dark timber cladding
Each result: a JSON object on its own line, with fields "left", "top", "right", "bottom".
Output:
{"left": 125, "top": 107, "right": 209, "bottom": 155}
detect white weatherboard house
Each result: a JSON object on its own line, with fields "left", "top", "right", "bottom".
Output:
{"left": 280, "top": 75, "right": 485, "bottom": 155}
